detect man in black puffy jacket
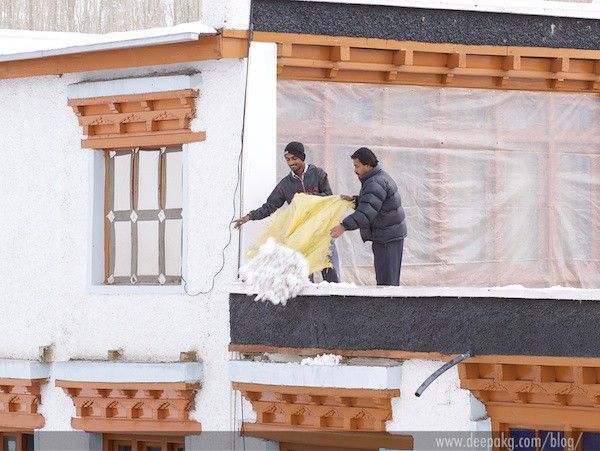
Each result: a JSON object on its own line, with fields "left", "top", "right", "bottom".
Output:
{"left": 331, "top": 147, "right": 407, "bottom": 286}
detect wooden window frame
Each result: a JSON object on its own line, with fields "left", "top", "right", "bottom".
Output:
{"left": 103, "top": 147, "right": 183, "bottom": 286}
{"left": 0, "top": 432, "right": 34, "bottom": 451}
{"left": 103, "top": 434, "right": 184, "bottom": 451}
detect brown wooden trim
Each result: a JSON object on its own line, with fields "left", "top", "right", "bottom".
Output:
{"left": 235, "top": 382, "right": 398, "bottom": 434}
{"left": 232, "top": 382, "right": 399, "bottom": 399}
{"left": 458, "top": 358, "right": 600, "bottom": 435}
{"left": 82, "top": 131, "right": 206, "bottom": 149}
{"left": 55, "top": 380, "right": 199, "bottom": 390}
{"left": 0, "top": 378, "right": 47, "bottom": 431}
{"left": 68, "top": 89, "right": 198, "bottom": 106}
{"left": 57, "top": 380, "right": 201, "bottom": 433}
{"left": 242, "top": 423, "right": 413, "bottom": 450}
{"left": 70, "top": 89, "right": 204, "bottom": 150}
{"left": 240, "top": 30, "right": 600, "bottom": 93}
{"left": 0, "top": 35, "right": 247, "bottom": 80}
{"left": 244, "top": 31, "right": 600, "bottom": 59}
{"left": 72, "top": 418, "right": 201, "bottom": 434}
{"left": 229, "top": 344, "right": 600, "bottom": 366}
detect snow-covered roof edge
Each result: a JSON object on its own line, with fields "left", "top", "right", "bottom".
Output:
{"left": 294, "top": 0, "right": 600, "bottom": 20}
{"left": 0, "top": 21, "right": 217, "bottom": 63}
{"left": 230, "top": 282, "right": 600, "bottom": 302}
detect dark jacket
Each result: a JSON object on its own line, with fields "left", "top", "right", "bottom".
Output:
{"left": 341, "top": 166, "right": 407, "bottom": 243}
{"left": 249, "top": 164, "right": 332, "bottom": 220}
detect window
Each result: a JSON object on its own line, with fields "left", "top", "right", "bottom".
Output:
{"left": 104, "top": 435, "right": 184, "bottom": 451}
{"left": 507, "top": 428, "right": 600, "bottom": 451}
{"left": 104, "top": 147, "right": 183, "bottom": 286}
{"left": 0, "top": 433, "right": 34, "bottom": 451}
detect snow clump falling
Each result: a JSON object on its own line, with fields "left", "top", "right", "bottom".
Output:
{"left": 300, "top": 354, "right": 342, "bottom": 366}
{"left": 239, "top": 238, "right": 309, "bottom": 306}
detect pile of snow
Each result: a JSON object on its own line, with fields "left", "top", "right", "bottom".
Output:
{"left": 300, "top": 354, "right": 342, "bottom": 366}
{"left": 239, "top": 238, "right": 309, "bottom": 306}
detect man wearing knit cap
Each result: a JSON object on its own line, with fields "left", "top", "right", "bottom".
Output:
{"left": 234, "top": 141, "right": 340, "bottom": 282}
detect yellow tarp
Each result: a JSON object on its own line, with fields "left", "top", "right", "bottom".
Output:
{"left": 249, "top": 193, "right": 353, "bottom": 274}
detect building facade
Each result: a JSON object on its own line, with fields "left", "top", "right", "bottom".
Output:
{"left": 1, "top": 1, "right": 600, "bottom": 450}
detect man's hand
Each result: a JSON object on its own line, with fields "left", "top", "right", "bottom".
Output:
{"left": 340, "top": 195, "right": 354, "bottom": 202}
{"left": 330, "top": 224, "right": 346, "bottom": 239}
{"left": 233, "top": 214, "right": 250, "bottom": 229}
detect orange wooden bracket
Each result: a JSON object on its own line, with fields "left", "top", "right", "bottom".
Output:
{"left": 56, "top": 380, "right": 201, "bottom": 434}
{"left": 68, "top": 89, "right": 206, "bottom": 149}
{"left": 0, "top": 378, "right": 47, "bottom": 430}
{"left": 459, "top": 359, "right": 600, "bottom": 431}
{"left": 234, "top": 382, "right": 398, "bottom": 433}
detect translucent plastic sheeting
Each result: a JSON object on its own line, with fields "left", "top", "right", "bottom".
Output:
{"left": 249, "top": 193, "right": 353, "bottom": 275}
{"left": 277, "top": 81, "right": 600, "bottom": 287}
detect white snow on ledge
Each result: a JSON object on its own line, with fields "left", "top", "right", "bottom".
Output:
{"left": 0, "top": 359, "right": 50, "bottom": 380}
{"left": 0, "top": 21, "right": 216, "bottom": 62}
{"left": 230, "top": 282, "right": 600, "bottom": 301}
{"left": 229, "top": 360, "right": 402, "bottom": 389}
{"left": 53, "top": 361, "right": 203, "bottom": 383}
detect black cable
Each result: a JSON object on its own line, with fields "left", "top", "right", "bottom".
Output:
{"left": 415, "top": 351, "right": 473, "bottom": 397}
{"left": 182, "top": 21, "right": 255, "bottom": 296}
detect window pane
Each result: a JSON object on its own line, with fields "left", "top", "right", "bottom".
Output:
{"left": 540, "top": 431, "right": 564, "bottom": 451}
{"left": 118, "top": 446, "right": 132, "bottom": 451}
{"left": 165, "top": 219, "right": 182, "bottom": 276}
{"left": 583, "top": 432, "right": 600, "bottom": 451}
{"left": 138, "top": 150, "right": 160, "bottom": 210}
{"left": 113, "top": 221, "right": 132, "bottom": 277}
{"left": 113, "top": 153, "right": 132, "bottom": 211}
{"left": 137, "top": 220, "right": 159, "bottom": 276}
{"left": 165, "top": 151, "right": 183, "bottom": 209}
{"left": 3, "top": 437, "right": 16, "bottom": 451}
{"left": 25, "top": 434, "right": 34, "bottom": 451}
{"left": 509, "top": 428, "right": 536, "bottom": 451}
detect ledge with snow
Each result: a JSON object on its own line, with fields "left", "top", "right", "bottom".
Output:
{"left": 229, "top": 283, "right": 600, "bottom": 359}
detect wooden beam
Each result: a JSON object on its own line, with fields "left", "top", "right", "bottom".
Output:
{"left": 0, "top": 35, "right": 247, "bottom": 80}
{"left": 252, "top": 31, "right": 600, "bottom": 59}
{"left": 278, "top": 43, "right": 293, "bottom": 57}
{"left": 81, "top": 131, "right": 206, "bottom": 149}
{"left": 392, "top": 49, "right": 413, "bottom": 66}
{"left": 503, "top": 55, "right": 521, "bottom": 71}
{"left": 447, "top": 52, "right": 466, "bottom": 69}
{"left": 229, "top": 344, "right": 600, "bottom": 367}
{"left": 68, "top": 89, "right": 198, "bottom": 106}
{"left": 331, "top": 45, "right": 351, "bottom": 62}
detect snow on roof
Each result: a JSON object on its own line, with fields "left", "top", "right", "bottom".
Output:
{"left": 0, "top": 21, "right": 217, "bottom": 62}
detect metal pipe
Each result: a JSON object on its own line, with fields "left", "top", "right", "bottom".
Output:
{"left": 414, "top": 351, "right": 473, "bottom": 397}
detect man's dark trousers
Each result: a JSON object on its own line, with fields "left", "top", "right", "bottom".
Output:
{"left": 372, "top": 239, "right": 404, "bottom": 286}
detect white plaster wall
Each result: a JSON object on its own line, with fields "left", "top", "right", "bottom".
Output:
{"left": 0, "top": 57, "right": 247, "bottom": 430}
{"left": 387, "top": 360, "right": 475, "bottom": 432}
{"left": 201, "top": 0, "right": 251, "bottom": 30}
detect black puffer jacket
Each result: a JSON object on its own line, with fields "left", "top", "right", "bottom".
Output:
{"left": 341, "top": 166, "right": 407, "bottom": 243}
